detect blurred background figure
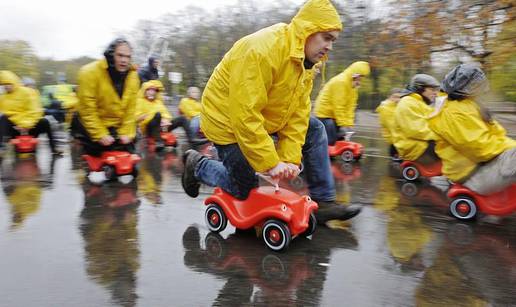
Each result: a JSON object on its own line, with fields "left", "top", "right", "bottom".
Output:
{"left": 376, "top": 88, "right": 403, "bottom": 160}
{"left": 178, "top": 86, "right": 203, "bottom": 138}
{"left": 138, "top": 56, "right": 160, "bottom": 83}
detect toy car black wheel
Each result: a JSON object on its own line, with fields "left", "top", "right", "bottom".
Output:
{"left": 262, "top": 219, "right": 291, "bottom": 251}
{"left": 205, "top": 204, "right": 228, "bottom": 233}
{"left": 204, "top": 232, "right": 226, "bottom": 260}
{"left": 402, "top": 165, "right": 419, "bottom": 181}
{"left": 401, "top": 182, "right": 418, "bottom": 197}
{"left": 450, "top": 197, "right": 477, "bottom": 220}
{"left": 102, "top": 165, "right": 116, "bottom": 181}
{"left": 301, "top": 213, "right": 317, "bottom": 237}
{"left": 341, "top": 150, "right": 354, "bottom": 163}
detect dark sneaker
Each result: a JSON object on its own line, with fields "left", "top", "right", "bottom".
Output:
{"left": 314, "top": 201, "right": 361, "bottom": 225}
{"left": 182, "top": 149, "right": 204, "bottom": 198}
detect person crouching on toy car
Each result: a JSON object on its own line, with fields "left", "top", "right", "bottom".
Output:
{"left": 391, "top": 74, "right": 441, "bottom": 165}
{"left": 428, "top": 64, "right": 516, "bottom": 195}
{"left": 74, "top": 38, "right": 139, "bottom": 156}
{"left": 0, "top": 70, "right": 62, "bottom": 156}
{"left": 181, "top": 0, "right": 361, "bottom": 225}
{"left": 136, "top": 80, "right": 196, "bottom": 151}
{"left": 376, "top": 88, "right": 404, "bottom": 159}
{"left": 314, "top": 61, "right": 370, "bottom": 145}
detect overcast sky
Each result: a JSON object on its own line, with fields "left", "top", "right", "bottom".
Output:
{"left": 0, "top": 0, "right": 305, "bottom": 60}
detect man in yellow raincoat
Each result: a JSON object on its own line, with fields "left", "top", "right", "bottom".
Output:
{"left": 178, "top": 86, "right": 203, "bottom": 138}
{"left": 391, "top": 74, "right": 441, "bottom": 164}
{"left": 0, "top": 70, "right": 62, "bottom": 155}
{"left": 182, "top": 0, "right": 361, "bottom": 224}
{"left": 375, "top": 88, "right": 403, "bottom": 160}
{"left": 429, "top": 64, "right": 516, "bottom": 195}
{"left": 75, "top": 38, "right": 140, "bottom": 156}
{"left": 136, "top": 80, "right": 194, "bottom": 150}
{"left": 314, "top": 61, "right": 370, "bottom": 145}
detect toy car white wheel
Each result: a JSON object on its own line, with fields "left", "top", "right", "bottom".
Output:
{"left": 205, "top": 204, "right": 228, "bottom": 233}
{"left": 341, "top": 150, "right": 354, "bottom": 163}
{"left": 204, "top": 232, "right": 226, "bottom": 259}
{"left": 402, "top": 165, "right": 419, "bottom": 181}
{"left": 450, "top": 197, "right": 477, "bottom": 220}
{"left": 340, "top": 162, "right": 353, "bottom": 174}
{"left": 301, "top": 213, "right": 317, "bottom": 237}
{"left": 102, "top": 165, "right": 116, "bottom": 181}
{"left": 262, "top": 220, "right": 291, "bottom": 251}
{"left": 401, "top": 182, "right": 418, "bottom": 197}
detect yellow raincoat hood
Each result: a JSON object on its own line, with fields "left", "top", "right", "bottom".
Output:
{"left": 136, "top": 80, "right": 171, "bottom": 132}
{"left": 0, "top": 70, "right": 22, "bottom": 88}
{"left": 200, "top": 0, "right": 343, "bottom": 172}
{"left": 314, "top": 61, "right": 370, "bottom": 127}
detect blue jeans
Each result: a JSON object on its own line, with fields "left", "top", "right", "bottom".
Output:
{"left": 195, "top": 117, "right": 336, "bottom": 201}
{"left": 318, "top": 118, "right": 338, "bottom": 146}
{"left": 190, "top": 116, "right": 200, "bottom": 137}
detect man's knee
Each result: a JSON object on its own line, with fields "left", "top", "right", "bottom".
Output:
{"left": 306, "top": 117, "right": 328, "bottom": 146}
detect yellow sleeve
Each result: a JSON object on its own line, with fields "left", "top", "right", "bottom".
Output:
{"left": 157, "top": 100, "right": 172, "bottom": 120}
{"left": 334, "top": 82, "right": 354, "bottom": 127}
{"left": 395, "top": 101, "right": 438, "bottom": 141}
{"left": 77, "top": 68, "right": 109, "bottom": 141}
{"left": 277, "top": 95, "right": 311, "bottom": 165}
{"left": 16, "top": 88, "right": 43, "bottom": 129}
{"left": 228, "top": 51, "right": 279, "bottom": 172}
{"left": 117, "top": 77, "right": 139, "bottom": 138}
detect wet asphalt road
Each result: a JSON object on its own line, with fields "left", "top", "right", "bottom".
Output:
{"left": 0, "top": 131, "right": 515, "bottom": 307}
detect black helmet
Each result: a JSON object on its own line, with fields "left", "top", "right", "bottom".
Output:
{"left": 408, "top": 74, "right": 440, "bottom": 92}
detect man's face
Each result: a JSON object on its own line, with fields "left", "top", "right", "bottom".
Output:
{"left": 421, "top": 87, "right": 438, "bottom": 103}
{"left": 152, "top": 60, "right": 160, "bottom": 69}
{"left": 352, "top": 76, "right": 363, "bottom": 88}
{"left": 189, "top": 88, "right": 200, "bottom": 100}
{"left": 145, "top": 88, "right": 157, "bottom": 100}
{"left": 114, "top": 43, "right": 132, "bottom": 73}
{"left": 304, "top": 31, "right": 339, "bottom": 64}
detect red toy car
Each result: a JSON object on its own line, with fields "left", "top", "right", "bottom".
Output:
{"left": 328, "top": 140, "right": 364, "bottom": 162}
{"left": 204, "top": 186, "right": 318, "bottom": 251}
{"left": 400, "top": 160, "right": 442, "bottom": 181}
{"left": 82, "top": 151, "right": 141, "bottom": 181}
{"left": 10, "top": 135, "right": 38, "bottom": 153}
{"left": 147, "top": 131, "right": 177, "bottom": 150}
{"left": 448, "top": 184, "right": 516, "bottom": 220}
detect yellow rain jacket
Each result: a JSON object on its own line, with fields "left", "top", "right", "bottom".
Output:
{"left": 429, "top": 98, "right": 516, "bottom": 182}
{"left": 77, "top": 59, "right": 140, "bottom": 141}
{"left": 178, "top": 97, "right": 202, "bottom": 120}
{"left": 314, "top": 61, "right": 370, "bottom": 127}
{"left": 392, "top": 93, "right": 438, "bottom": 161}
{"left": 135, "top": 80, "right": 171, "bottom": 133}
{"left": 200, "top": 0, "right": 342, "bottom": 172}
{"left": 0, "top": 70, "right": 43, "bottom": 129}
{"left": 375, "top": 99, "right": 397, "bottom": 144}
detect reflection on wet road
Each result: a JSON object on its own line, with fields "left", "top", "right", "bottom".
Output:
{"left": 0, "top": 134, "right": 514, "bottom": 306}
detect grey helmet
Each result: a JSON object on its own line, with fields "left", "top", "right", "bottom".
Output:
{"left": 409, "top": 74, "right": 440, "bottom": 91}
{"left": 441, "top": 64, "right": 489, "bottom": 98}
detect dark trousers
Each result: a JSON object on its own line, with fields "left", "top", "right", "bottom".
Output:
{"left": 147, "top": 112, "right": 193, "bottom": 142}
{"left": 0, "top": 115, "right": 57, "bottom": 150}
{"left": 416, "top": 141, "right": 440, "bottom": 165}
{"left": 318, "top": 118, "right": 338, "bottom": 146}
{"left": 73, "top": 116, "right": 134, "bottom": 156}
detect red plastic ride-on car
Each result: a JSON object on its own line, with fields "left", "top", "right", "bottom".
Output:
{"left": 203, "top": 178, "right": 318, "bottom": 251}
{"left": 328, "top": 140, "right": 364, "bottom": 163}
{"left": 82, "top": 151, "right": 141, "bottom": 181}
{"left": 10, "top": 135, "right": 38, "bottom": 153}
{"left": 400, "top": 160, "right": 442, "bottom": 181}
{"left": 147, "top": 129, "right": 177, "bottom": 150}
{"left": 447, "top": 184, "right": 516, "bottom": 220}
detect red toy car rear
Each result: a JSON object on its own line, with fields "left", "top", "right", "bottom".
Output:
{"left": 82, "top": 151, "right": 141, "bottom": 181}
{"left": 10, "top": 135, "right": 38, "bottom": 153}
{"left": 447, "top": 184, "right": 516, "bottom": 220}
{"left": 204, "top": 186, "right": 318, "bottom": 251}
{"left": 328, "top": 140, "right": 364, "bottom": 162}
{"left": 400, "top": 160, "right": 442, "bottom": 181}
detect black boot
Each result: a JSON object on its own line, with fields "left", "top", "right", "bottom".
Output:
{"left": 182, "top": 149, "right": 205, "bottom": 198}
{"left": 313, "top": 201, "right": 361, "bottom": 225}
